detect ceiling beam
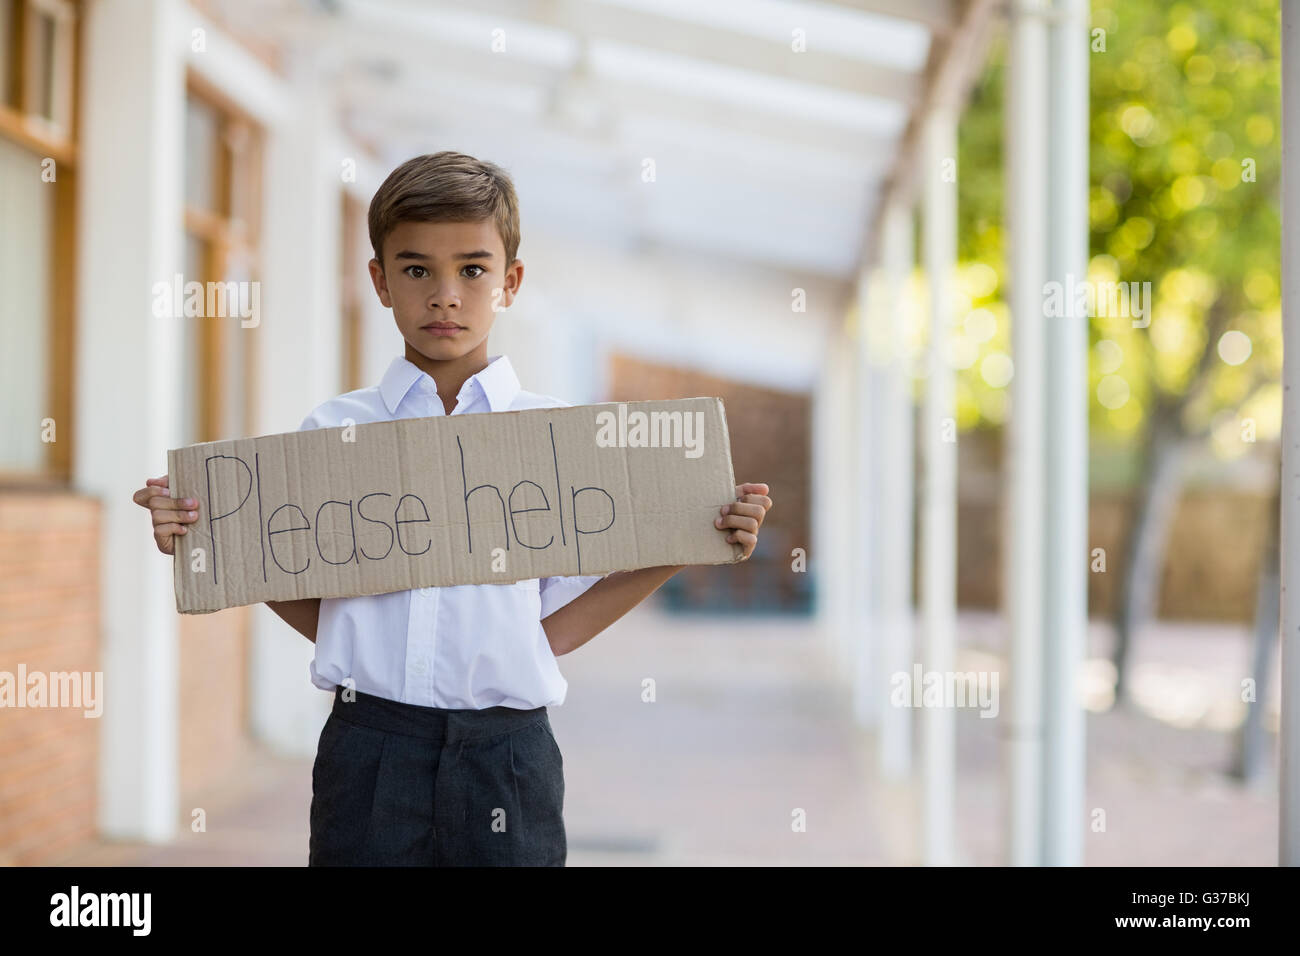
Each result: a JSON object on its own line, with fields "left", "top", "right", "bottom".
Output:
{"left": 341, "top": 103, "right": 884, "bottom": 208}
{"left": 324, "top": 38, "right": 907, "bottom": 159}
{"left": 350, "top": 0, "right": 926, "bottom": 106}
{"left": 817, "top": 0, "right": 959, "bottom": 36}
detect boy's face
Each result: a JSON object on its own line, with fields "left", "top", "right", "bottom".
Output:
{"left": 368, "top": 219, "right": 522, "bottom": 367}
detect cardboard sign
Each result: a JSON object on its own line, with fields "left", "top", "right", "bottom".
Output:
{"left": 167, "top": 397, "right": 743, "bottom": 614}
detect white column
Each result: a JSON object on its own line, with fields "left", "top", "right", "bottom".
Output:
{"left": 813, "top": 327, "right": 851, "bottom": 663}
{"left": 76, "top": 0, "right": 186, "bottom": 841}
{"left": 853, "top": 270, "right": 881, "bottom": 729}
{"left": 1004, "top": 0, "right": 1050, "bottom": 866}
{"left": 877, "top": 200, "right": 916, "bottom": 780}
{"left": 1279, "top": 0, "right": 1300, "bottom": 868}
{"left": 812, "top": 339, "right": 832, "bottom": 645}
{"left": 1042, "top": 0, "right": 1090, "bottom": 867}
{"left": 250, "top": 46, "right": 347, "bottom": 755}
{"left": 921, "top": 106, "right": 958, "bottom": 866}
{"left": 839, "top": 330, "right": 858, "bottom": 672}
{"left": 825, "top": 329, "right": 858, "bottom": 671}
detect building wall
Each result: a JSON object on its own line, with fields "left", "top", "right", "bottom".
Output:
{"left": 951, "top": 428, "right": 1274, "bottom": 623}
{"left": 955, "top": 484, "right": 1273, "bottom": 623}
{"left": 0, "top": 492, "right": 100, "bottom": 865}
{"left": 607, "top": 352, "right": 813, "bottom": 613}
{"left": 179, "top": 608, "right": 251, "bottom": 806}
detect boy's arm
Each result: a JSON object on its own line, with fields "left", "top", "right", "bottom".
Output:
{"left": 541, "top": 565, "right": 685, "bottom": 656}
{"left": 542, "top": 482, "right": 772, "bottom": 655}
{"left": 267, "top": 598, "right": 321, "bottom": 643}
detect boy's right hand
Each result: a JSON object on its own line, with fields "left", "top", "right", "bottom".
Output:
{"left": 132, "top": 475, "right": 198, "bottom": 556}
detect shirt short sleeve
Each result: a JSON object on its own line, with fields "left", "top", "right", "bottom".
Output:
{"left": 539, "top": 573, "right": 606, "bottom": 619}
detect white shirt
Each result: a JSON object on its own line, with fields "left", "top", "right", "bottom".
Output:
{"left": 297, "top": 354, "right": 606, "bottom": 709}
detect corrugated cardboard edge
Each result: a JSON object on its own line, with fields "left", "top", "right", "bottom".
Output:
{"left": 712, "top": 396, "right": 747, "bottom": 565}
{"left": 167, "top": 447, "right": 185, "bottom": 614}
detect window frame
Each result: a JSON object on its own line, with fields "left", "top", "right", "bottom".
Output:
{"left": 182, "top": 73, "right": 264, "bottom": 445}
{"left": 0, "top": 0, "right": 79, "bottom": 486}
{"left": 0, "top": 0, "right": 77, "bottom": 163}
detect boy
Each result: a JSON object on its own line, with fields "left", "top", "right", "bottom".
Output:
{"left": 133, "top": 151, "right": 773, "bottom": 866}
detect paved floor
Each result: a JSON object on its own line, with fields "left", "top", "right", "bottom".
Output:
{"left": 52, "top": 604, "right": 1280, "bottom": 866}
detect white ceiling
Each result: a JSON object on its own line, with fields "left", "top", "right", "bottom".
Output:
{"left": 235, "top": 0, "right": 992, "bottom": 282}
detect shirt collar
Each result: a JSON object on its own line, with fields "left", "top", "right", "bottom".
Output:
{"left": 379, "top": 353, "right": 521, "bottom": 415}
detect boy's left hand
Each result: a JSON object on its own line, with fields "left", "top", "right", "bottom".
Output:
{"left": 714, "top": 482, "right": 772, "bottom": 561}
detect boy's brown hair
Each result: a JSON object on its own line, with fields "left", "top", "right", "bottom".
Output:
{"left": 367, "top": 151, "right": 521, "bottom": 269}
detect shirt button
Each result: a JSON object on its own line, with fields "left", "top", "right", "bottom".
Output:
{"left": 411, "top": 657, "right": 427, "bottom": 674}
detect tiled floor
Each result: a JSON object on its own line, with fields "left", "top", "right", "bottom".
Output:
{"left": 52, "top": 605, "right": 1280, "bottom": 866}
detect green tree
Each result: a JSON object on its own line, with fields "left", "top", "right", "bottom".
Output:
{"left": 950, "top": 0, "right": 1282, "bottom": 703}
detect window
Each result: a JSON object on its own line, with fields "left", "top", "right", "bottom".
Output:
{"left": 0, "top": 136, "right": 52, "bottom": 473}
{"left": 181, "top": 78, "right": 263, "bottom": 445}
{"left": 20, "top": 0, "right": 74, "bottom": 141}
{"left": 0, "top": 0, "right": 78, "bottom": 481}
{"left": 0, "top": 0, "right": 14, "bottom": 107}
{"left": 184, "top": 94, "right": 218, "bottom": 214}
{"left": 178, "top": 233, "right": 205, "bottom": 447}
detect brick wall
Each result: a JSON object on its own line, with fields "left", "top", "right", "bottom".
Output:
{"left": 179, "top": 606, "right": 251, "bottom": 811}
{"left": 0, "top": 490, "right": 253, "bottom": 862}
{"left": 950, "top": 429, "right": 1272, "bottom": 623}
{"left": 0, "top": 491, "right": 100, "bottom": 865}
{"left": 607, "top": 353, "right": 812, "bottom": 612}
{"left": 955, "top": 485, "right": 1271, "bottom": 622}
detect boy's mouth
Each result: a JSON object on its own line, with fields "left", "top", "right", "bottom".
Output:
{"left": 421, "top": 321, "right": 464, "bottom": 336}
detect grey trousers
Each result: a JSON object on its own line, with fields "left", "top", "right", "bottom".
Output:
{"left": 309, "top": 684, "right": 566, "bottom": 866}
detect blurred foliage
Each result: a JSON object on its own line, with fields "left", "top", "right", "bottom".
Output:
{"left": 935, "top": 0, "right": 1281, "bottom": 475}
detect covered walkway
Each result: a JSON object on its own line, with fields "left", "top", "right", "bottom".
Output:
{"left": 54, "top": 606, "right": 1275, "bottom": 867}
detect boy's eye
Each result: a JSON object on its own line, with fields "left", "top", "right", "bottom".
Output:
{"left": 402, "top": 264, "right": 485, "bottom": 279}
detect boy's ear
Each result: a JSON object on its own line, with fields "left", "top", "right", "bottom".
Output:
{"left": 368, "top": 257, "right": 392, "bottom": 308}
{"left": 500, "top": 257, "right": 523, "bottom": 308}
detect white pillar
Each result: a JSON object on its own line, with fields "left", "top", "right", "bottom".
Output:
{"left": 829, "top": 330, "right": 858, "bottom": 671}
{"left": 813, "top": 339, "right": 833, "bottom": 645}
{"left": 813, "top": 325, "right": 854, "bottom": 667}
{"left": 76, "top": 0, "right": 186, "bottom": 841}
{"left": 921, "top": 106, "right": 958, "bottom": 866}
{"left": 876, "top": 200, "right": 916, "bottom": 780}
{"left": 1004, "top": 0, "right": 1050, "bottom": 866}
{"left": 1042, "top": 0, "right": 1090, "bottom": 867}
{"left": 250, "top": 46, "right": 347, "bottom": 755}
{"left": 853, "top": 270, "right": 881, "bottom": 729}
{"left": 1279, "top": 0, "right": 1300, "bottom": 867}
